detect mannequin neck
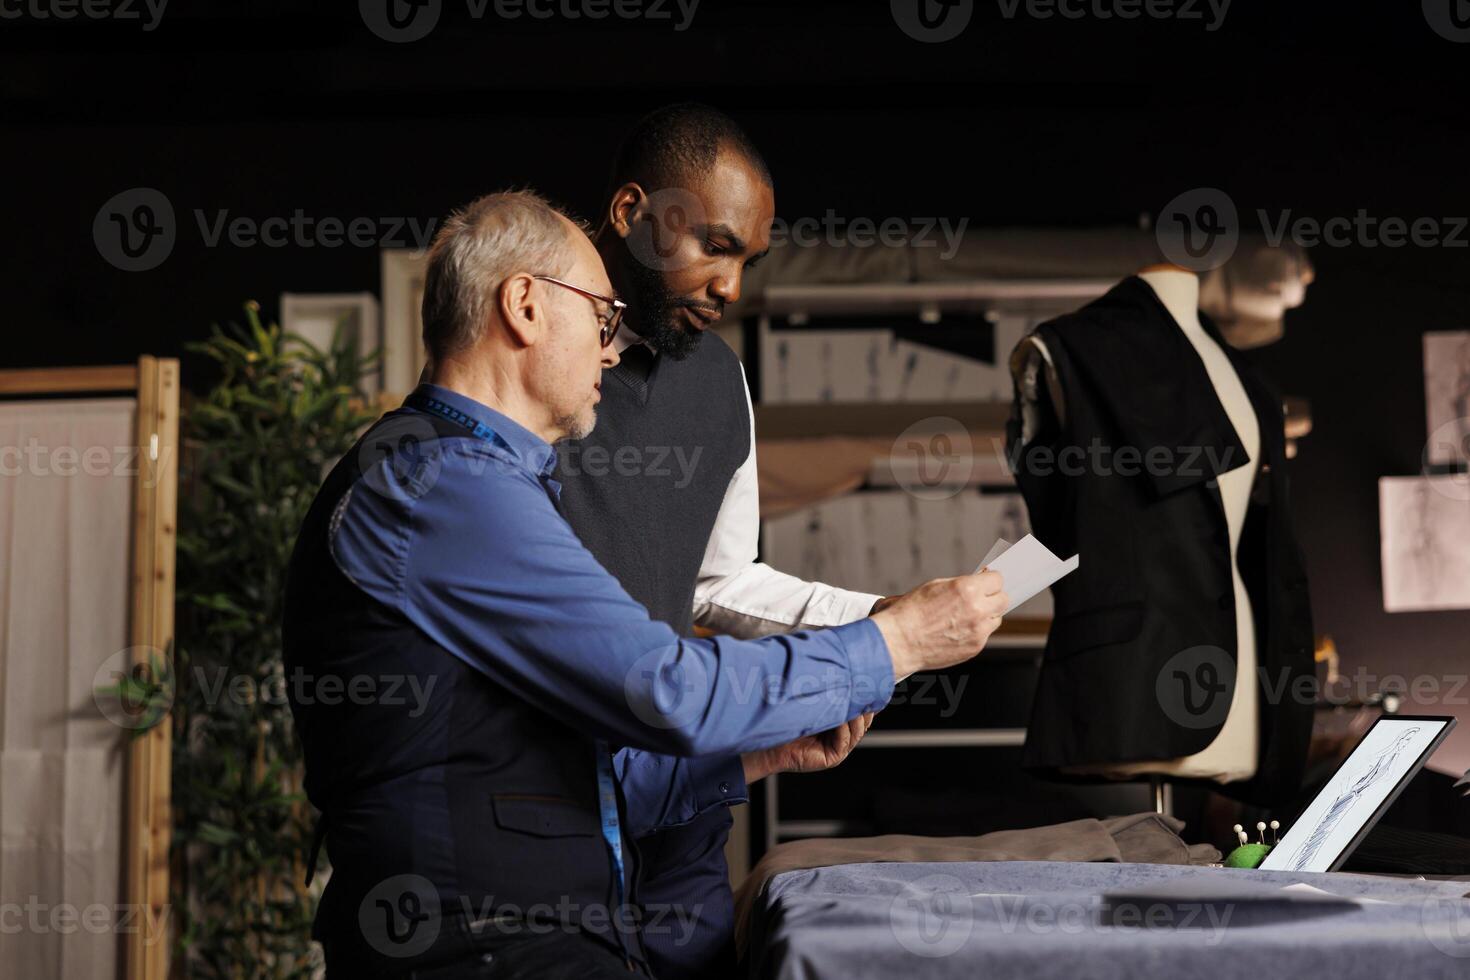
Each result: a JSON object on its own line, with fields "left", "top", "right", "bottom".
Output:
{"left": 1138, "top": 267, "right": 1203, "bottom": 335}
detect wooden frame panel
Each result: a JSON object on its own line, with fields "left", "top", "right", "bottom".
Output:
{"left": 0, "top": 357, "right": 177, "bottom": 980}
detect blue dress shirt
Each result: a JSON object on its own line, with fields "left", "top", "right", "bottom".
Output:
{"left": 330, "top": 383, "right": 894, "bottom": 871}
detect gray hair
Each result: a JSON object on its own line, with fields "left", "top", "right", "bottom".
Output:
{"left": 421, "top": 189, "right": 582, "bottom": 361}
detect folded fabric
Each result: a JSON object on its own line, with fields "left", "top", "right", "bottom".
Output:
{"left": 734, "top": 812, "right": 1220, "bottom": 953}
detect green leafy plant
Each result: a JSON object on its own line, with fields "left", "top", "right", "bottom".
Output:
{"left": 172, "top": 302, "right": 380, "bottom": 978}
{"left": 94, "top": 645, "right": 176, "bottom": 737}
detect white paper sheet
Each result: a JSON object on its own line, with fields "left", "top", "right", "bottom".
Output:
{"left": 895, "top": 534, "right": 1077, "bottom": 682}
{"left": 977, "top": 533, "right": 1080, "bottom": 614}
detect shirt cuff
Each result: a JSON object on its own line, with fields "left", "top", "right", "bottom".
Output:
{"left": 694, "top": 754, "right": 749, "bottom": 815}
{"left": 807, "top": 587, "right": 886, "bottom": 629}
{"left": 827, "top": 618, "right": 895, "bottom": 715}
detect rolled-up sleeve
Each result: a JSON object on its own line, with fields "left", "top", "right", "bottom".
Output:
{"left": 693, "top": 363, "right": 881, "bottom": 637}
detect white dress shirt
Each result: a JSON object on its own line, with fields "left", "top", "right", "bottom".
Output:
{"left": 612, "top": 327, "right": 883, "bottom": 638}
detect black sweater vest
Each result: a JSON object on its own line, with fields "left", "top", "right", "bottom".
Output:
{"left": 555, "top": 333, "right": 751, "bottom": 637}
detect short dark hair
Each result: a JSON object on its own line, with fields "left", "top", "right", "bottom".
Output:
{"left": 606, "top": 103, "right": 773, "bottom": 198}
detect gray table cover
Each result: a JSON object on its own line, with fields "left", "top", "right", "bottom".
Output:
{"left": 747, "top": 860, "right": 1470, "bottom": 979}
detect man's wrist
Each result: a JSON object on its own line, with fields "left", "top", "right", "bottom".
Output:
{"left": 872, "top": 610, "right": 918, "bottom": 681}
{"left": 742, "top": 748, "right": 777, "bottom": 784}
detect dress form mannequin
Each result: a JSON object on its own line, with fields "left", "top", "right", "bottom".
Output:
{"left": 1018, "top": 266, "right": 1262, "bottom": 783}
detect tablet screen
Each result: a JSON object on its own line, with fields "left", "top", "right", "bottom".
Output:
{"left": 1260, "top": 716, "right": 1455, "bottom": 873}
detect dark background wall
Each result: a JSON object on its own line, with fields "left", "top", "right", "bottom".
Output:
{"left": 5, "top": 0, "right": 1468, "bottom": 770}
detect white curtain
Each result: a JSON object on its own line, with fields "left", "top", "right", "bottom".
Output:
{"left": 1, "top": 398, "right": 138, "bottom": 980}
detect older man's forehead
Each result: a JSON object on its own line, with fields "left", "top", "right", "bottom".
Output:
{"left": 559, "top": 215, "right": 614, "bottom": 292}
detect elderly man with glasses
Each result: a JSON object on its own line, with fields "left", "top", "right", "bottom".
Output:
{"left": 282, "top": 189, "right": 1007, "bottom": 978}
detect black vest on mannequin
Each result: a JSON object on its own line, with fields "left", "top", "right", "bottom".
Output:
{"left": 1008, "top": 276, "right": 1315, "bottom": 807}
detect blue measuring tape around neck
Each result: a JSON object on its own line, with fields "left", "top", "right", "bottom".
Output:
{"left": 402, "top": 391, "right": 630, "bottom": 916}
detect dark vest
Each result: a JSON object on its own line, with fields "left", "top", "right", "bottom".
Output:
{"left": 1008, "top": 276, "right": 1315, "bottom": 807}
{"left": 555, "top": 333, "right": 751, "bottom": 637}
{"left": 282, "top": 411, "right": 644, "bottom": 970}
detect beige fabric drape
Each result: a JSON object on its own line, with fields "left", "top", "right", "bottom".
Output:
{"left": 1, "top": 398, "right": 138, "bottom": 980}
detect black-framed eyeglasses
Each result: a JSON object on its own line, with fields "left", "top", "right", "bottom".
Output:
{"left": 533, "top": 275, "right": 627, "bottom": 348}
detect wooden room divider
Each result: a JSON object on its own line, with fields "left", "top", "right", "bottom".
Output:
{"left": 0, "top": 357, "right": 177, "bottom": 980}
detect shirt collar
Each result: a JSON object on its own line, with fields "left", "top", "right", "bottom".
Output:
{"left": 613, "top": 320, "right": 652, "bottom": 356}
{"left": 410, "top": 382, "right": 558, "bottom": 478}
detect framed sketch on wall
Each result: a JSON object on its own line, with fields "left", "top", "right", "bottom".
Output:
{"left": 1380, "top": 475, "right": 1470, "bottom": 612}
{"left": 1424, "top": 331, "right": 1470, "bottom": 467}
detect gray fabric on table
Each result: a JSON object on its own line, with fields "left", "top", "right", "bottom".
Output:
{"left": 736, "top": 812, "right": 1219, "bottom": 953}
{"left": 746, "top": 860, "right": 1470, "bottom": 980}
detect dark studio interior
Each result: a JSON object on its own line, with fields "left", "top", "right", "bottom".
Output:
{"left": 4, "top": 2, "right": 1470, "bottom": 977}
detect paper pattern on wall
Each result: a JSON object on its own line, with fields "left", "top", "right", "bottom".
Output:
{"left": 1423, "top": 331, "right": 1470, "bottom": 466}
{"left": 1379, "top": 476, "right": 1470, "bottom": 612}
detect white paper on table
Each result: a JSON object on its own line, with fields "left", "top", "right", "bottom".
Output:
{"left": 976, "top": 533, "right": 1079, "bottom": 614}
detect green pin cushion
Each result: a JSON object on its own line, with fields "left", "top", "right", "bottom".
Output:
{"left": 1223, "top": 843, "right": 1273, "bottom": 869}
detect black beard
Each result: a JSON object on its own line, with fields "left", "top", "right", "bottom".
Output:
{"left": 621, "top": 257, "right": 713, "bottom": 361}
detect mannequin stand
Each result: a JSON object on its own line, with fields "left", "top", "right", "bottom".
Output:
{"left": 1150, "top": 776, "right": 1175, "bottom": 817}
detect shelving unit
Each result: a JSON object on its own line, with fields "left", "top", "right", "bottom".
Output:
{"left": 744, "top": 280, "right": 1094, "bottom": 862}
